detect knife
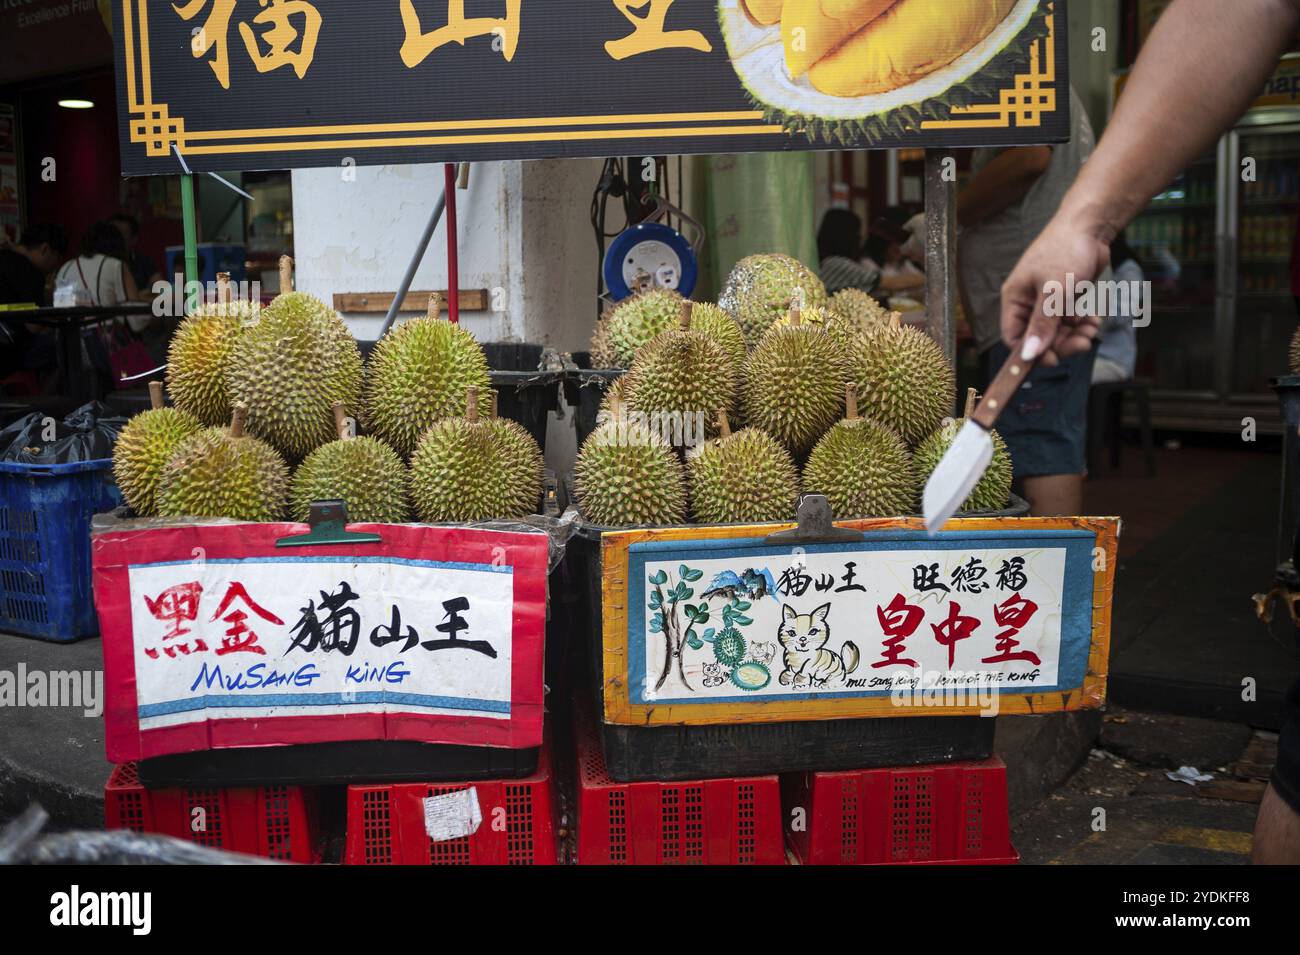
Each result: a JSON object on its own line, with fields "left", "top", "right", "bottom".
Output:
{"left": 923, "top": 346, "right": 1042, "bottom": 535}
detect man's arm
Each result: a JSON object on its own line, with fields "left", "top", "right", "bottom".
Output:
{"left": 1004, "top": 0, "right": 1300, "bottom": 364}
{"left": 957, "top": 146, "right": 1052, "bottom": 229}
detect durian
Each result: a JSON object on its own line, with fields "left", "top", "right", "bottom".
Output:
{"left": 802, "top": 384, "right": 917, "bottom": 519}
{"left": 850, "top": 313, "right": 955, "bottom": 446}
{"left": 226, "top": 257, "right": 364, "bottom": 461}
{"left": 830, "top": 287, "right": 890, "bottom": 332}
{"left": 719, "top": 253, "right": 828, "bottom": 345}
{"left": 408, "top": 387, "right": 544, "bottom": 523}
{"left": 574, "top": 393, "right": 688, "bottom": 527}
{"left": 624, "top": 302, "right": 737, "bottom": 440}
{"left": 364, "top": 293, "right": 493, "bottom": 458}
{"left": 112, "top": 382, "right": 202, "bottom": 517}
{"left": 914, "top": 389, "right": 1012, "bottom": 513}
{"left": 719, "top": 0, "right": 1049, "bottom": 145}
{"left": 156, "top": 404, "right": 290, "bottom": 522}
{"left": 687, "top": 302, "right": 749, "bottom": 368}
{"left": 741, "top": 308, "right": 847, "bottom": 456}
{"left": 599, "top": 288, "right": 686, "bottom": 367}
{"left": 166, "top": 273, "right": 257, "bottom": 426}
{"left": 589, "top": 316, "right": 620, "bottom": 369}
{"left": 687, "top": 411, "right": 798, "bottom": 525}
{"left": 291, "top": 403, "right": 410, "bottom": 523}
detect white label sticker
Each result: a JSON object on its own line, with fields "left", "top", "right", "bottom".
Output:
{"left": 423, "top": 788, "right": 483, "bottom": 842}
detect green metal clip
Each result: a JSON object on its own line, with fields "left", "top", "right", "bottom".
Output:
{"left": 276, "top": 501, "right": 383, "bottom": 548}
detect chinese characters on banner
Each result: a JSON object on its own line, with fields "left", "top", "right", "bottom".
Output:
{"left": 634, "top": 544, "right": 1075, "bottom": 704}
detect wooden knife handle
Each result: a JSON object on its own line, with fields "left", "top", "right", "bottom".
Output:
{"left": 972, "top": 347, "right": 1042, "bottom": 430}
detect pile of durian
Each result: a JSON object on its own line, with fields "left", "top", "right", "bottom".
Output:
{"left": 112, "top": 263, "right": 543, "bottom": 526}
{"left": 577, "top": 252, "right": 1012, "bottom": 527}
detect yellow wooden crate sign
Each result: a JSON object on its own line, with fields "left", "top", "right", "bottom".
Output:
{"left": 598, "top": 516, "right": 1119, "bottom": 726}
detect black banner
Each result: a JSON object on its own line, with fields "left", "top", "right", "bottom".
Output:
{"left": 114, "top": 0, "right": 1071, "bottom": 177}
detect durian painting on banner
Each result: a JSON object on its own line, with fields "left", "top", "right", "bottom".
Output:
{"left": 599, "top": 517, "right": 1118, "bottom": 725}
{"left": 93, "top": 521, "right": 548, "bottom": 762}
{"left": 114, "top": 0, "right": 1069, "bottom": 177}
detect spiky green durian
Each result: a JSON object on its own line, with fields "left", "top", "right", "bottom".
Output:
{"left": 574, "top": 416, "right": 688, "bottom": 527}
{"left": 719, "top": 253, "right": 829, "bottom": 345}
{"left": 849, "top": 316, "right": 955, "bottom": 446}
{"left": 719, "top": 0, "right": 1050, "bottom": 145}
{"left": 687, "top": 302, "right": 749, "bottom": 367}
{"left": 766, "top": 304, "right": 835, "bottom": 333}
{"left": 741, "top": 313, "right": 847, "bottom": 456}
{"left": 831, "top": 287, "right": 890, "bottom": 331}
{"left": 713, "top": 627, "right": 747, "bottom": 666}
{"left": 687, "top": 416, "right": 798, "bottom": 524}
{"left": 408, "top": 390, "right": 543, "bottom": 523}
{"left": 599, "top": 375, "right": 630, "bottom": 416}
{"left": 802, "top": 390, "right": 917, "bottom": 519}
{"left": 601, "top": 288, "right": 686, "bottom": 367}
{"left": 166, "top": 280, "right": 258, "bottom": 426}
{"left": 112, "top": 384, "right": 202, "bottom": 517}
{"left": 624, "top": 305, "right": 736, "bottom": 440}
{"left": 914, "top": 407, "right": 1012, "bottom": 513}
{"left": 589, "top": 317, "right": 620, "bottom": 369}
{"left": 226, "top": 290, "right": 363, "bottom": 461}
{"left": 291, "top": 406, "right": 409, "bottom": 523}
{"left": 364, "top": 298, "right": 492, "bottom": 458}
{"left": 156, "top": 408, "right": 289, "bottom": 522}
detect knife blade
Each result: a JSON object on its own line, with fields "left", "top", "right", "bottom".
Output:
{"left": 923, "top": 344, "right": 1043, "bottom": 535}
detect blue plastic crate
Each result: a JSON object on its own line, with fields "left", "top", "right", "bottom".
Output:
{"left": 0, "top": 459, "right": 122, "bottom": 641}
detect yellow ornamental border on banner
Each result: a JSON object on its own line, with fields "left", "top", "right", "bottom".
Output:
{"left": 922, "top": 9, "right": 1058, "bottom": 131}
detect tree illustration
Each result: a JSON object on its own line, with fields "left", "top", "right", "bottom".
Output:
{"left": 648, "top": 564, "right": 754, "bottom": 692}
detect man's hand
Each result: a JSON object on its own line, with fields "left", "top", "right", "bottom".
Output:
{"left": 1000, "top": 216, "right": 1111, "bottom": 366}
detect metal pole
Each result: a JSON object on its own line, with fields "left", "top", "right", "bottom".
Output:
{"left": 379, "top": 182, "right": 448, "bottom": 338}
{"left": 444, "top": 163, "right": 460, "bottom": 324}
{"left": 180, "top": 173, "right": 200, "bottom": 312}
{"left": 924, "top": 149, "right": 957, "bottom": 365}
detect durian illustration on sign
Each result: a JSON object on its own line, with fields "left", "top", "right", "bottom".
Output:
{"left": 720, "top": 0, "right": 1049, "bottom": 142}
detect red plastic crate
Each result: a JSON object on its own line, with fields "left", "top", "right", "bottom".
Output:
{"left": 104, "top": 762, "right": 320, "bottom": 863}
{"left": 576, "top": 720, "right": 785, "bottom": 865}
{"left": 785, "top": 757, "right": 1018, "bottom": 865}
{"left": 343, "top": 739, "right": 558, "bottom": 865}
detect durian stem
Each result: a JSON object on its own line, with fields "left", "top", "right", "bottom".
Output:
{"left": 845, "top": 381, "right": 859, "bottom": 421}
{"left": 427, "top": 292, "right": 443, "bottom": 320}
{"left": 790, "top": 307, "right": 802, "bottom": 327}
{"left": 148, "top": 381, "right": 164, "bottom": 411}
{"left": 889, "top": 311, "right": 902, "bottom": 331}
{"left": 716, "top": 410, "right": 731, "bottom": 438}
{"left": 279, "top": 256, "right": 294, "bottom": 294}
{"left": 488, "top": 390, "right": 499, "bottom": 419}
{"left": 466, "top": 386, "right": 479, "bottom": 423}
{"left": 334, "top": 402, "right": 350, "bottom": 441}
{"left": 231, "top": 403, "right": 249, "bottom": 438}
{"left": 216, "top": 272, "right": 232, "bottom": 304}
{"left": 679, "top": 301, "right": 693, "bottom": 332}
{"left": 964, "top": 388, "right": 978, "bottom": 419}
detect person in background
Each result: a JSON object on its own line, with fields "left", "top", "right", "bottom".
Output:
{"left": 818, "top": 208, "right": 881, "bottom": 295}
{"left": 1092, "top": 232, "right": 1141, "bottom": 385}
{"left": 862, "top": 226, "right": 926, "bottom": 295}
{"left": 957, "top": 86, "right": 1100, "bottom": 519}
{"left": 109, "top": 213, "right": 162, "bottom": 295}
{"left": 0, "top": 223, "right": 68, "bottom": 379}
{"left": 993, "top": 0, "right": 1300, "bottom": 865}
{"left": 54, "top": 221, "right": 143, "bottom": 327}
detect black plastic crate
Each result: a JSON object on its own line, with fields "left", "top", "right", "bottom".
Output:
{"left": 563, "top": 354, "right": 624, "bottom": 449}
{"left": 137, "top": 740, "right": 540, "bottom": 789}
{"left": 565, "top": 501, "right": 1027, "bottom": 783}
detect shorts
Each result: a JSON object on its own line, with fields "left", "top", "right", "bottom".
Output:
{"left": 985, "top": 343, "right": 1097, "bottom": 480}
{"left": 1275, "top": 675, "right": 1300, "bottom": 815}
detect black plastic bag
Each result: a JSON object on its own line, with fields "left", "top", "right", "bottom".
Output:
{"left": 0, "top": 401, "right": 128, "bottom": 464}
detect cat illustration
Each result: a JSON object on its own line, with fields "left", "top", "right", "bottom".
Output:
{"left": 749, "top": 641, "right": 776, "bottom": 667}
{"left": 776, "top": 604, "right": 859, "bottom": 689}
{"left": 702, "top": 662, "right": 727, "bottom": 688}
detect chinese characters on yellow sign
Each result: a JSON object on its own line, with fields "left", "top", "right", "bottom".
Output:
{"left": 176, "top": 0, "right": 710, "bottom": 89}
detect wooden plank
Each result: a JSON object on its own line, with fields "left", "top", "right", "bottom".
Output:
{"left": 1196, "top": 779, "right": 1268, "bottom": 804}
{"left": 333, "top": 289, "right": 490, "bottom": 314}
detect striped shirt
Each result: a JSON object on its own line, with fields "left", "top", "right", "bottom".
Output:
{"left": 819, "top": 255, "right": 880, "bottom": 296}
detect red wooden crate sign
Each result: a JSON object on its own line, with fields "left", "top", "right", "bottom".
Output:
{"left": 576, "top": 720, "right": 785, "bottom": 865}
{"left": 104, "top": 762, "right": 320, "bottom": 863}
{"left": 785, "top": 758, "right": 1017, "bottom": 865}
{"left": 93, "top": 521, "right": 548, "bottom": 762}
{"left": 344, "top": 738, "right": 559, "bottom": 865}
